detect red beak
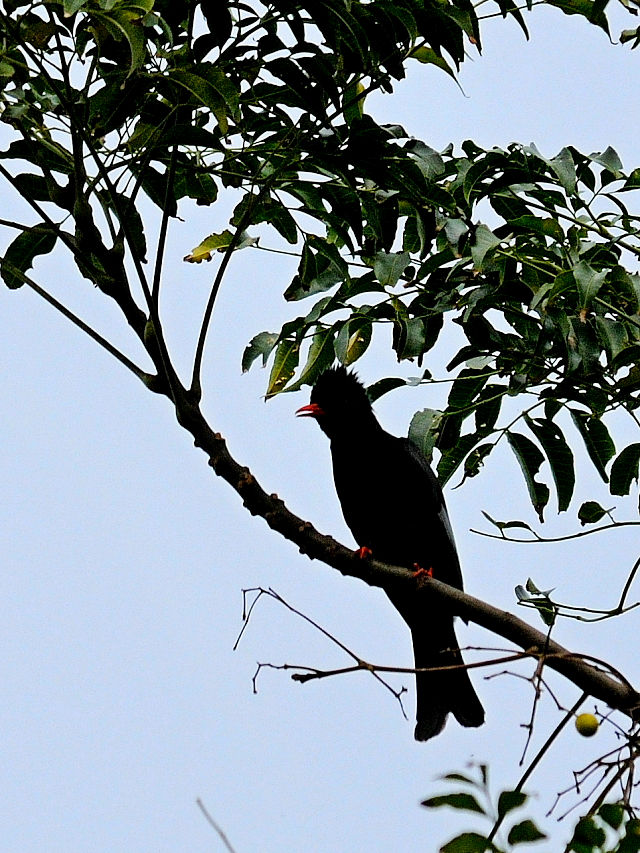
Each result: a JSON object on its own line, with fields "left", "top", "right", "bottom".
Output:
{"left": 295, "top": 402, "right": 325, "bottom": 418}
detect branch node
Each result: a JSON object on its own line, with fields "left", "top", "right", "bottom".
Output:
{"left": 237, "top": 468, "right": 254, "bottom": 490}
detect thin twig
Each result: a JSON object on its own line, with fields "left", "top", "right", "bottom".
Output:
{"left": 487, "top": 692, "right": 588, "bottom": 845}
{"left": 196, "top": 799, "right": 238, "bottom": 853}
{"left": 471, "top": 520, "right": 640, "bottom": 544}
{"left": 3, "top": 262, "right": 145, "bottom": 379}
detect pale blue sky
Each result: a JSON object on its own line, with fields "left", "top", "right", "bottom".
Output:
{"left": 2, "top": 6, "right": 640, "bottom": 851}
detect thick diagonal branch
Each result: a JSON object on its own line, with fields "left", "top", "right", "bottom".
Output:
{"left": 171, "top": 386, "right": 640, "bottom": 721}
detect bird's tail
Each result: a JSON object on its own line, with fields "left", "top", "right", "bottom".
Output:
{"left": 411, "top": 617, "right": 485, "bottom": 742}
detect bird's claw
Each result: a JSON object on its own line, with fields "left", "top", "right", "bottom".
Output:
{"left": 412, "top": 564, "right": 433, "bottom": 585}
{"left": 355, "top": 546, "right": 373, "bottom": 560}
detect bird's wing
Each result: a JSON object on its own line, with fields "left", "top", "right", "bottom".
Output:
{"left": 400, "top": 437, "right": 464, "bottom": 591}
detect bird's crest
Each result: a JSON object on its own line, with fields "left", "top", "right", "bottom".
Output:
{"left": 310, "top": 365, "right": 371, "bottom": 411}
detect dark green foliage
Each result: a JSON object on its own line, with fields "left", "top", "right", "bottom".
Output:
{"left": 425, "top": 766, "right": 639, "bottom": 852}
{"left": 3, "top": 4, "right": 640, "bottom": 851}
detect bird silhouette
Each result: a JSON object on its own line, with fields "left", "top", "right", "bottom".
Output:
{"left": 297, "top": 365, "right": 484, "bottom": 740}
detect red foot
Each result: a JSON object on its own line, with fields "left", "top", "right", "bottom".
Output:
{"left": 412, "top": 564, "right": 433, "bottom": 582}
{"left": 355, "top": 546, "right": 373, "bottom": 560}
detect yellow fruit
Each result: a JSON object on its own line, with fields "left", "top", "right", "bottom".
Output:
{"left": 575, "top": 713, "right": 599, "bottom": 737}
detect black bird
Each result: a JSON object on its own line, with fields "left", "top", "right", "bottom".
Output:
{"left": 296, "top": 365, "right": 485, "bottom": 741}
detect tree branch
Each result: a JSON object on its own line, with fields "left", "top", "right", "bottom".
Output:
{"left": 170, "top": 386, "right": 640, "bottom": 722}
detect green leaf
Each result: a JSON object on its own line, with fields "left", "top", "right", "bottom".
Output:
{"left": 184, "top": 229, "right": 235, "bottom": 262}
{"left": 242, "top": 331, "right": 279, "bottom": 372}
{"left": 408, "top": 141, "right": 446, "bottom": 181}
{"left": 409, "top": 46, "right": 455, "bottom": 78}
{"left": 284, "top": 237, "right": 347, "bottom": 300}
{"left": 507, "top": 432, "right": 549, "bottom": 521}
{"left": 481, "top": 512, "right": 534, "bottom": 535}
{"left": 550, "top": 147, "right": 577, "bottom": 194}
{"left": 547, "top": 0, "right": 610, "bottom": 34}
{"left": 573, "top": 260, "right": 606, "bottom": 312}
{"left": 463, "top": 443, "right": 494, "bottom": 479}
{"left": 577, "top": 501, "right": 609, "bottom": 525}
{"left": 507, "top": 819, "right": 546, "bottom": 845}
{"left": 570, "top": 816, "right": 607, "bottom": 848}
{"left": 373, "top": 251, "right": 410, "bottom": 286}
{"left": 448, "top": 369, "right": 491, "bottom": 414}
{"left": 570, "top": 410, "right": 615, "bottom": 482}
{"left": 393, "top": 316, "right": 426, "bottom": 360}
{"left": 366, "top": 377, "right": 406, "bottom": 402}
{"left": 97, "top": 9, "right": 148, "bottom": 76}
{"left": 471, "top": 224, "right": 500, "bottom": 270}
{"left": 421, "top": 793, "right": 485, "bottom": 814}
{"left": 285, "top": 328, "right": 335, "bottom": 391}
{"left": 265, "top": 339, "right": 300, "bottom": 398}
{"left": 96, "top": 189, "right": 147, "bottom": 262}
{"left": 441, "top": 772, "right": 479, "bottom": 786}
{"left": 335, "top": 318, "right": 372, "bottom": 366}
{"left": 598, "top": 803, "right": 625, "bottom": 830}
{"left": 595, "top": 317, "right": 628, "bottom": 361}
{"left": 64, "top": 0, "right": 89, "bottom": 15}
{"left": 170, "top": 68, "right": 235, "bottom": 133}
{"left": 343, "top": 79, "right": 365, "bottom": 126}
{"left": 497, "top": 790, "right": 527, "bottom": 819}
{"left": 438, "top": 434, "right": 480, "bottom": 487}
{"left": 408, "top": 408, "right": 443, "bottom": 463}
{"left": 474, "top": 386, "right": 504, "bottom": 436}
{"left": 510, "top": 215, "right": 564, "bottom": 242}
{"left": 525, "top": 415, "right": 575, "bottom": 512}
{"left": 590, "top": 146, "right": 623, "bottom": 176}
{"left": 441, "top": 833, "right": 492, "bottom": 853}
{"left": 1, "top": 225, "right": 58, "bottom": 289}
{"left": 610, "top": 443, "right": 640, "bottom": 496}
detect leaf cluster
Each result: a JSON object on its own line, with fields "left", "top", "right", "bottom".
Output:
{"left": 424, "top": 765, "right": 640, "bottom": 852}
{"left": 2, "top": 3, "right": 640, "bottom": 513}
{"left": 246, "top": 136, "right": 640, "bottom": 521}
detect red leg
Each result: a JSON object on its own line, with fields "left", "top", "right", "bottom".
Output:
{"left": 355, "top": 546, "right": 373, "bottom": 559}
{"left": 412, "top": 563, "right": 433, "bottom": 581}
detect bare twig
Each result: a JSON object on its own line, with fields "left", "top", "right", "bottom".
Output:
{"left": 471, "top": 520, "right": 640, "bottom": 544}
{"left": 196, "top": 799, "right": 238, "bottom": 853}
{"left": 487, "top": 692, "right": 588, "bottom": 845}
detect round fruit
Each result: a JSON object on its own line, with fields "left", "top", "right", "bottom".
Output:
{"left": 575, "top": 713, "right": 599, "bottom": 737}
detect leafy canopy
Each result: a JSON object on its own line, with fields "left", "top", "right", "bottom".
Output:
{"left": 1, "top": 0, "right": 640, "bottom": 529}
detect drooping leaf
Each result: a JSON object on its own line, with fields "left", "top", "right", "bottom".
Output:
{"left": 408, "top": 408, "right": 443, "bottom": 463}
{"left": 335, "top": 317, "right": 372, "bottom": 365}
{"left": 242, "top": 331, "right": 279, "bottom": 372}
{"left": 463, "top": 443, "right": 494, "bottom": 480}
{"left": 570, "top": 410, "right": 615, "bottom": 482}
{"left": 1, "top": 225, "right": 58, "bottom": 289}
{"left": 409, "top": 46, "right": 455, "bottom": 78}
{"left": 393, "top": 316, "right": 426, "bottom": 361}
{"left": 573, "top": 260, "right": 606, "bottom": 312}
{"left": 285, "top": 328, "right": 335, "bottom": 391}
{"left": 470, "top": 223, "right": 500, "bottom": 270}
{"left": 265, "top": 339, "right": 300, "bottom": 398}
{"left": 609, "top": 443, "right": 640, "bottom": 496}
{"left": 506, "top": 431, "right": 549, "bottom": 521}
{"left": 524, "top": 415, "right": 575, "bottom": 512}
{"left": 438, "top": 433, "right": 480, "bottom": 487}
